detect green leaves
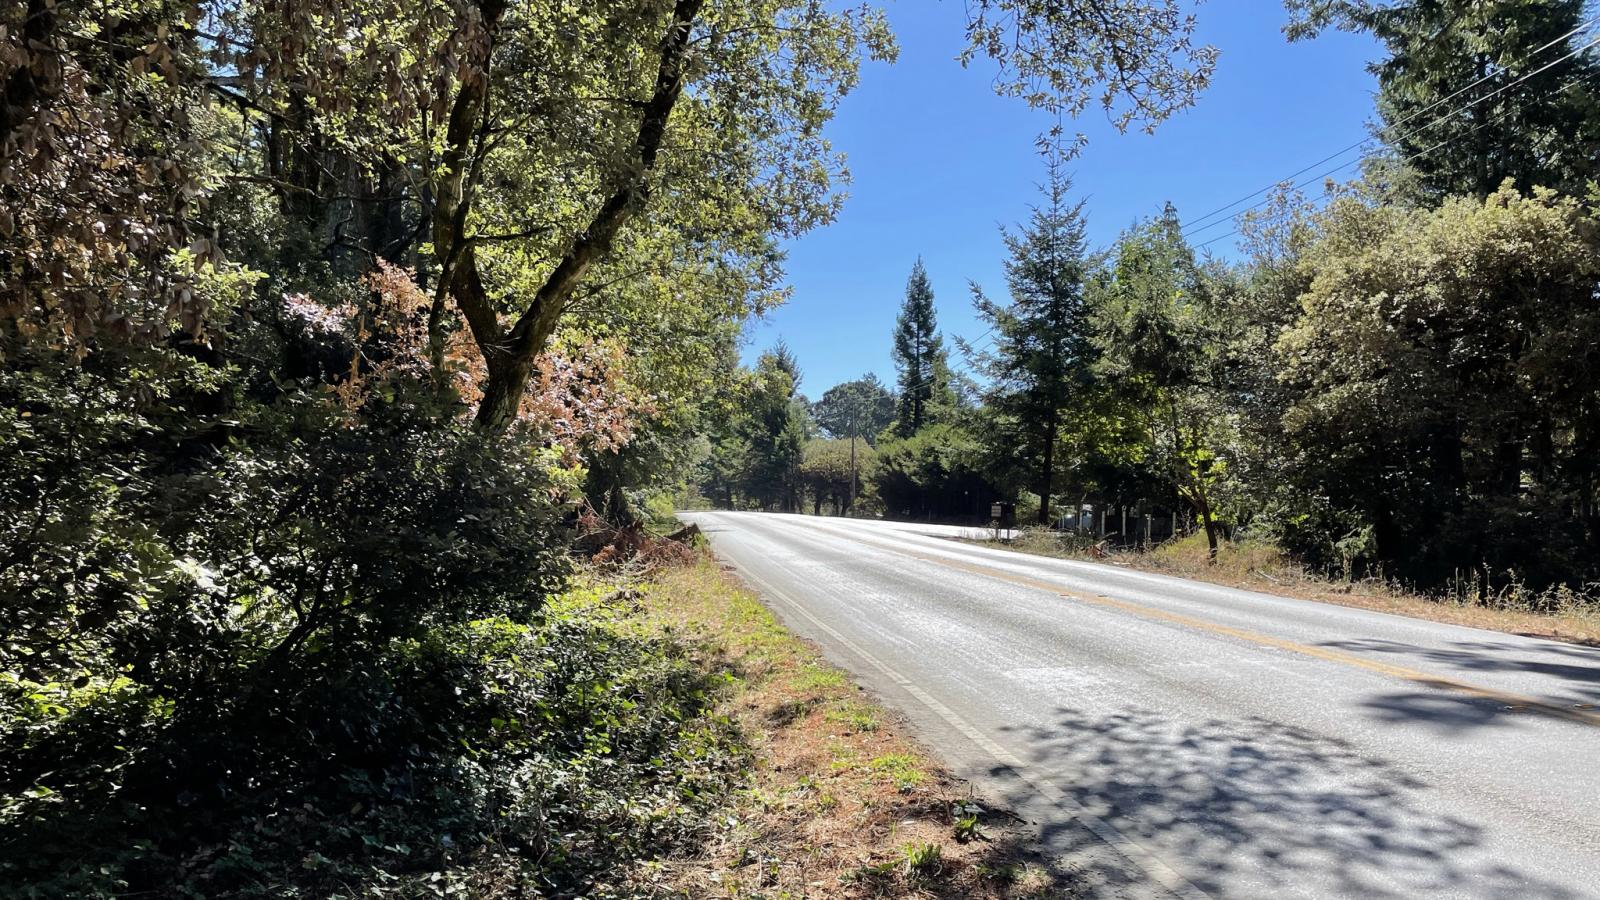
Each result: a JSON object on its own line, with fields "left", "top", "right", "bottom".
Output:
{"left": 892, "top": 260, "right": 955, "bottom": 437}
{"left": 1286, "top": 0, "right": 1600, "bottom": 200}
{"left": 813, "top": 375, "right": 895, "bottom": 444}
{"left": 960, "top": 0, "right": 1217, "bottom": 154}
{"left": 1270, "top": 185, "right": 1600, "bottom": 583}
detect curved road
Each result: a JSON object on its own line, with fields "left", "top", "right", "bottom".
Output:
{"left": 680, "top": 511, "right": 1600, "bottom": 899}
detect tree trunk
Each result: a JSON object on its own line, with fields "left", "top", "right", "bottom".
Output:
{"left": 475, "top": 352, "right": 535, "bottom": 433}
{"left": 1199, "top": 501, "right": 1219, "bottom": 561}
{"left": 426, "top": 0, "right": 704, "bottom": 432}
{"left": 1037, "top": 412, "right": 1057, "bottom": 526}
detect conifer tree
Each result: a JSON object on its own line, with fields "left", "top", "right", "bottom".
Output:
{"left": 969, "top": 167, "right": 1092, "bottom": 525}
{"left": 891, "top": 260, "right": 952, "bottom": 437}
{"left": 1286, "top": 0, "right": 1600, "bottom": 198}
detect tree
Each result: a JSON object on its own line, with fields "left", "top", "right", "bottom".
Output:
{"left": 813, "top": 375, "right": 896, "bottom": 445}
{"left": 736, "top": 345, "right": 812, "bottom": 511}
{"left": 0, "top": 1, "right": 1231, "bottom": 894}
{"left": 3, "top": 0, "right": 1216, "bottom": 424}
{"left": 1275, "top": 184, "right": 1600, "bottom": 589}
{"left": 968, "top": 167, "right": 1093, "bottom": 524}
{"left": 871, "top": 423, "right": 996, "bottom": 521}
{"left": 811, "top": 374, "right": 895, "bottom": 511}
{"left": 891, "top": 260, "right": 954, "bottom": 436}
{"left": 0, "top": 0, "right": 228, "bottom": 357}
{"left": 963, "top": 0, "right": 1217, "bottom": 155}
{"left": 1285, "top": 0, "right": 1600, "bottom": 199}
{"left": 1091, "top": 204, "right": 1239, "bottom": 559}
{"left": 799, "top": 438, "right": 876, "bottom": 515}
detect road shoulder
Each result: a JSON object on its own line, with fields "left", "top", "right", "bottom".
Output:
{"left": 630, "top": 557, "right": 1085, "bottom": 898}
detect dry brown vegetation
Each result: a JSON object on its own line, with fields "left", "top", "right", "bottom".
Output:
{"left": 992, "top": 530, "right": 1600, "bottom": 647}
{"left": 622, "top": 559, "right": 1081, "bottom": 899}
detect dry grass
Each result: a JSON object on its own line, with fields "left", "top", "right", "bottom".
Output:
{"left": 991, "top": 530, "right": 1600, "bottom": 647}
{"left": 622, "top": 558, "right": 1080, "bottom": 899}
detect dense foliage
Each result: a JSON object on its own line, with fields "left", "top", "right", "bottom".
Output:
{"left": 1285, "top": 0, "right": 1600, "bottom": 200}
{"left": 967, "top": 167, "right": 1094, "bottom": 525}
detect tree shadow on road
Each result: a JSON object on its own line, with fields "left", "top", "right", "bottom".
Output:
{"left": 1318, "top": 637, "right": 1600, "bottom": 685}
{"left": 991, "top": 708, "right": 1586, "bottom": 899}
{"left": 1311, "top": 638, "right": 1600, "bottom": 732}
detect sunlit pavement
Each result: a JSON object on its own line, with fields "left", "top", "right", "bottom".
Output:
{"left": 682, "top": 511, "right": 1600, "bottom": 900}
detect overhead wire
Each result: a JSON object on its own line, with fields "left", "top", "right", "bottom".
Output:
{"left": 1181, "top": 14, "right": 1600, "bottom": 238}
{"left": 1190, "top": 35, "right": 1600, "bottom": 251}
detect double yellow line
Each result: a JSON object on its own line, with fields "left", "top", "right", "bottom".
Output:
{"left": 810, "top": 522, "right": 1600, "bottom": 730}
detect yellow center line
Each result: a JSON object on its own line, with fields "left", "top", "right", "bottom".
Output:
{"left": 809, "top": 522, "right": 1600, "bottom": 729}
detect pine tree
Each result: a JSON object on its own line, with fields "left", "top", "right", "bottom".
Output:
{"left": 891, "top": 260, "right": 951, "bottom": 437}
{"left": 1287, "top": 0, "right": 1600, "bottom": 199}
{"left": 969, "top": 167, "right": 1092, "bottom": 525}
{"left": 739, "top": 344, "right": 812, "bottom": 512}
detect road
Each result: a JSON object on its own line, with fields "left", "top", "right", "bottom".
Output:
{"left": 679, "top": 511, "right": 1600, "bottom": 900}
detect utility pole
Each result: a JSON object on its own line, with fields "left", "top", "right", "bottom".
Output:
{"left": 848, "top": 411, "right": 858, "bottom": 516}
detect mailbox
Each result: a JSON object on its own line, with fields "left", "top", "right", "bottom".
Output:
{"left": 990, "top": 502, "right": 1016, "bottom": 529}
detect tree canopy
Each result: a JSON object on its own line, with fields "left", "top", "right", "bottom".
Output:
{"left": 814, "top": 374, "right": 896, "bottom": 445}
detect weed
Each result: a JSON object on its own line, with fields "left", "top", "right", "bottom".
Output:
{"left": 953, "top": 813, "right": 984, "bottom": 843}
{"left": 900, "top": 841, "right": 944, "bottom": 879}
{"left": 870, "top": 752, "right": 926, "bottom": 791}
{"left": 845, "top": 859, "right": 898, "bottom": 885}
{"left": 827, "top": 742, "right": 860, "bottom": 771}
{"left": 793, "top": 665, "right": 849, "bottom": 693}
{"left": 825, "top": 700, "right": 880, "bottom": 733}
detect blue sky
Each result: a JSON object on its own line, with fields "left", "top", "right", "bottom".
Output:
{"left": 742, "top": 1, "right": 1382, "bottom": 395}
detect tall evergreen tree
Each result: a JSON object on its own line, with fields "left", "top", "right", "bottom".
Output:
{"left": 1286, "top": 0, "right": 1600, "bottom": 199}
{"left": 969, "top": 167, "right": 1093, "bottom": 525}
{"left": 891, "top": 260, "right": 952, "bottom": 437}
{"left": 739, "top": 345, "right": 812, "bottom": 511}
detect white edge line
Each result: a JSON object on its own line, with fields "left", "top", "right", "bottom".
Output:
{"left": 730, "top": 557, "right": 1211, "bottom": 900}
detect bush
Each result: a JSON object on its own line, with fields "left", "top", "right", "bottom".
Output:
{"left": 1, "top": 353, "right": 746, "bottom": 897}
{"left": 2, "top": 589, "right": 746, "bottom": 898}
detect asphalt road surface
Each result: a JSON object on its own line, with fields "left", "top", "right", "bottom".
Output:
{"left": 679, "top": 511, "right": 1600, "bottom": 900}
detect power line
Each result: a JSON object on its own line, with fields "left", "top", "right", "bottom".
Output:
{"left": 1181, "top": 14, "right": 1600, "bottom": 237}
{"left": 1193, "top": 64, "right": 1600, "bottom": 252}
{"left": 1185, "top": 32, "right": 1600, "bottom": 248}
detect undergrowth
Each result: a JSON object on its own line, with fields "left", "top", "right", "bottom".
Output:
{"left": 5, "top": 541, "right": 1076, "bottom": 899}
{"left": 0, "top": 581, "right": 748, "bottom": 899}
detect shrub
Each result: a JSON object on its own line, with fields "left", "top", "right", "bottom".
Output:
{"left": 1, "top": 353, "right": 746, "bottom": 897}
{"left": 1, "top": 579, "right": 746, "bottom": 897}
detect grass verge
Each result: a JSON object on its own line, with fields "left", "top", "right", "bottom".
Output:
{"left": 981, "top": 530, "right": 1600, "bottom": 647}
{"left": 621, "top": 557, "right": 1078, "bottom": 899}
